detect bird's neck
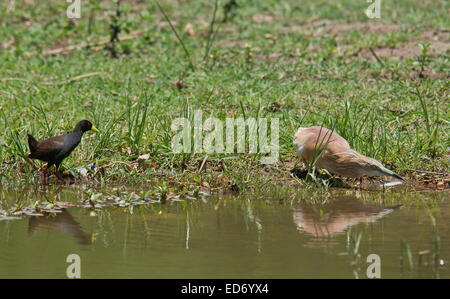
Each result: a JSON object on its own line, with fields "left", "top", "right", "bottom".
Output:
{"left": 72, "top": 129, "right": 84, "bottom": 137}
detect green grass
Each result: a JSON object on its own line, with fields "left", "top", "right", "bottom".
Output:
{"left": 0, "top": 0, "right": 448, "bottom": 189}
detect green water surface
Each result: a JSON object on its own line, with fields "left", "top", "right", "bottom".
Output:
{"left": 0, "top": 187, "right": 448, "bottom": 278}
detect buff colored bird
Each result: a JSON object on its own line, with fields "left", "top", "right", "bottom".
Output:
{"left": 293, "top": 126, "right": 403, "bottom": 181}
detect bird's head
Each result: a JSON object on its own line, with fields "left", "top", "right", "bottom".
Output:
{"left": 75, "top": 120, "right": 99, "bottom": 133}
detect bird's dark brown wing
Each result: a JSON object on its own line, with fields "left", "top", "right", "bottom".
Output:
{"left": 29, "top": 135, "right": 65, "bottom": 161}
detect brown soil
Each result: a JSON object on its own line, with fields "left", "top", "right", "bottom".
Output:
{"left": 292, "top": 20, "right": 401, "bottom": 37}
{"left": 252, "top": 14, "right": 275, "bottom": 24}
{"left": 361, "top": 41, "right": 449, "bottom": 59}
{"left": 358, "top": 30, "right": 450, "bottom": 59}
{"left": 326, "top": 22, "right": 400, "bottom": 36}
{"left": 290, "top": 20, "right": 449, "bottom": 60}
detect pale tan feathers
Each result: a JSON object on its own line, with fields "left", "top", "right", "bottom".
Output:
{"left": 293, "top": 126, "right": 403, "bottom": 180}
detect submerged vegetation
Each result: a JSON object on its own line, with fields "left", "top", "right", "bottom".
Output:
{"left": 0, "top": 0, "right": 448, "bottom": 192}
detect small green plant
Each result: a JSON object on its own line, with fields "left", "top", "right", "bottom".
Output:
{"left": 107, "top": 0, "right": 123, "bottom": 58}
{"left": 416, "top": 42, "right": 432, "bottom": 78}
{"left": 244, "top": 43, "right": 254, "bottom": 64}
{"left": 203, "top": 0, "right": 220, "bottom": 63}
{"left": 222, "top": 0, "right": 238, "bottom": 23}
{"left": 125, "top": 94, "right": 150, "bottom": 153}
{"left": 87, "top": 0, "right": 101, "bottom": 35}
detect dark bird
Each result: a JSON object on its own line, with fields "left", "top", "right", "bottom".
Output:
{"left": 27, "top": 120, "right": 99, "bottom": 181}
{"left": 28, "top": 210, "right": 92, "bottom": 245}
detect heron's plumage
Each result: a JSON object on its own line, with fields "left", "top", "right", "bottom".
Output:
{"left": 293, "top": 126, "right": 403, "bottom": 180}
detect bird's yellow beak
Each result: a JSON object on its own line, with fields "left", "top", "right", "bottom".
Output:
{"left": 91, "top": 125, "right": 99, "bottom": 133}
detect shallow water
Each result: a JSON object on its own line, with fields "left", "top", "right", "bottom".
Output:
{"left": 0, "top": 187, "right": 448, "bottom": 278}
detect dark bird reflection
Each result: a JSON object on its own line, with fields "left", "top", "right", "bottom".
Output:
{"left": 293, "top": 197, "right": 401, "bottom": 246}
{"left": 28, "top": 210, "right": 92, "bottom": 245}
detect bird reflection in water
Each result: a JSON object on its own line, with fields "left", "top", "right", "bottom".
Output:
{"left": 28, "top": 209, "right": 92, "bottom": 245}
{"left": 293, "top": 197, "right": 401, "bottom": 247}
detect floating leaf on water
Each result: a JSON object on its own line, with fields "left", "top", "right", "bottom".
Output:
{"left": 23, "top": 211, "right": 44, "bottom": 217}
{"left": 58, "top": 202, "right": 77, "bottom": 207}
{"left": 76, "top": 167, "right": 89, "bottom": 177}
{"left": 90, "top": 193, "right": 103, "bottom": 201}
{"left": 0, "top": 216, "right": 21, "bottom": 221}
{"left": 45, "top": 209, "right": 62, "bottom": 213}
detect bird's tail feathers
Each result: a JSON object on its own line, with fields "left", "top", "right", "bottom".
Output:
{"left": 27, "top": 134, "right": 38, "bottom": 153}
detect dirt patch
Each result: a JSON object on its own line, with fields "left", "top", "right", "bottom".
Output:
{"left": 252, "top": 14, "right": 275, "bottom": 24}
{"left": 291, "top": 20, "right": 449, "bottom": 60}
{"left": 291, "top": 20, "right": 401, "bottom": 36}
{"left": 358, "top": 30, "right": 450, "bottom": 60}
{"left": 421, "top": 29, "right": 450, "bottom": 41}
{"left": 327, "top": 22, "right": 400, "bottom": 36}
{"left": 365, "top": 41, "right": 449, "bottom": 59}
{"left": 335, "top": 29, "right": 450, "bottom": 62}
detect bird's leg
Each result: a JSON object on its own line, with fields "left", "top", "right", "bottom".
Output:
{"left": 54, "top": 164, "right": 65, "bottom": 181}
{"left": 41, "top": 165, "right": 49, "bottom": 185}
{"left": 366, "top": 177, "right": 384, "bottom": 190}
{"left": 372, "top": 177, "right": 384, "bottom": 188}
{"left": 55, "top": 170, "right": 65, "bottom": 181}
{"left": 55, "top": 171, "right": 64, "bottom": 181}
{"left": 40, "top": 168, "right": 46, "bottom": 183}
